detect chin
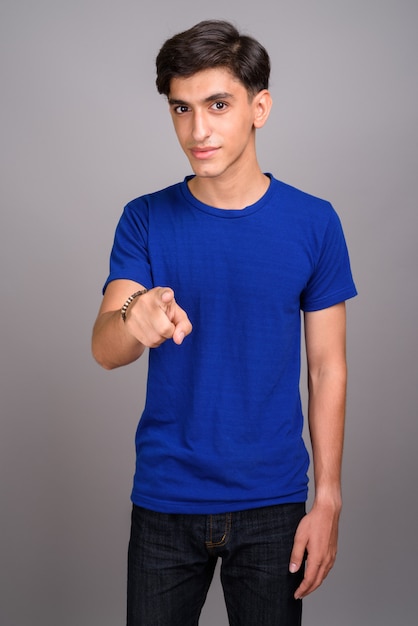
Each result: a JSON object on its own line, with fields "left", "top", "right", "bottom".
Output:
{"left": 190, "top": 164, "right": 226, "bottom": 179}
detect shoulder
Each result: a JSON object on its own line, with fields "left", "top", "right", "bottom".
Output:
{"left": 270, "top": 176, "right": 333, "bottom": 213}
{"left": 125, "top": 180, "right": 185, "bottom": 212}
{"left": 116, "top": 180, "right": 186, "bottom": 232}
{"left": 268, "top": 176, "right": 340, "bottom": 236}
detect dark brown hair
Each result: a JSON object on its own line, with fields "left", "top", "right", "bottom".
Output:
{"left": 156, "top": 20, "right": 270, "bottom": 97}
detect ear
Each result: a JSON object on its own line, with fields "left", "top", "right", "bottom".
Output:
{"left": 253, "top": 89, "right": 272, "bottom": 129}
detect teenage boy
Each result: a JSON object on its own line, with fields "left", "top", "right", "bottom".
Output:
{"left": 92, "top": 19, "right": 357, "bottom": 626}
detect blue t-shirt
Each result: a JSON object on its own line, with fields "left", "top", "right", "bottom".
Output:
{"left": 104, "top": 175, "right": 357, "bottom": 514}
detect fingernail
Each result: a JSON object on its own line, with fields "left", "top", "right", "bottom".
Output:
{"left": 289, "top": 563, "right": 298, "bottom": 574}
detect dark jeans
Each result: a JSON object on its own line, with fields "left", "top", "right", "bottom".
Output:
{"left": 127, "top": 502, "right": 305, "bottom": 626}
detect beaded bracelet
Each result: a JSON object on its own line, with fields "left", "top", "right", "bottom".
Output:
{"left": 120, "top": 288, "right": 148, "bottom": 322}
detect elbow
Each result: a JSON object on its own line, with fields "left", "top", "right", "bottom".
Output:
{"left": 308, "top": 360, "right": 347, "bottom": 391}
{"left": 91, "top": 344, "right": 117, "bottom": 371}
{"left": 91, "top": 333, "right": 121, "bottom": 370}
{"left": 94, "top": 357, "right": 118, "bottom": 371}
{"left": 91, "top": 336, "right": 145, "bottom": 370}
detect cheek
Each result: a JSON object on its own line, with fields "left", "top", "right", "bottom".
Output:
{"left": 171, "top": 122, "right": 188, "bottom": 146}
{"left": 225, "top": 115, "right": 253, "bottom": 137}
{"left": 225, "top": 123, "right": 253, "bottom": 151}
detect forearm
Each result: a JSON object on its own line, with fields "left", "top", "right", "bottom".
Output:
{"left": 92, "top": 309, "right": 146, "bottom": 370}
{"left": 291, "top": 303, "right": 348, "bottom": 598}
{"left": 289, "top": 361, "right": 347, "bottom": 599}
{"left": 92, "top": 282, "right": 192, "bottom": 369}
{"left": 307, "top": 361, "right": 347, "bottom": 507}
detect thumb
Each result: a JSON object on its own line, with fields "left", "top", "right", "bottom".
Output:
{"left": 172, "top": 327, "right": 186, "bottom": 345}
{"left": 172, "top": 308, "right": 193, "bottom": 345}
{"left": 289, "top": 558, "right": 302, "bottom": 574}
{"left": 289, "top": 527, "right": 307, "bottom": 573}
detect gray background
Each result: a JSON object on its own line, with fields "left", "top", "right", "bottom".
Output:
{"left": 1, "top": 0, "right": 417, "bottom": 624}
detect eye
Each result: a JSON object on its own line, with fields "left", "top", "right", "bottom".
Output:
{"left": 174, "top": 105, "right": 190, "bottom": 114}
{"left": 211, "top": 101, "right": 228, "bottom": 111}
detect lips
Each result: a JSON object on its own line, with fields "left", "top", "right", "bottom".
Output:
{"left": 190, "top": 146, "right": 219, "bottom": 160}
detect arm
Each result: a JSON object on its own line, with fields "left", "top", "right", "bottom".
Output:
{"left": 289, "top": 301, "right": 347, "bottom": 599}
{"left": 92, "top": 279, "right": 192, "bottom": 370}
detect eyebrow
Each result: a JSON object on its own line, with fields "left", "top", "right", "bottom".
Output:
{"left": 168, "top": 92, "right": 235, "bottom": 106}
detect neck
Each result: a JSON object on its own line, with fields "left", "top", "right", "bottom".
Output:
{"left": 188, "top": 166, "right": 269, "bottom": 210}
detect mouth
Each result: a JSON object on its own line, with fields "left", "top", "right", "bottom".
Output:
{"left": 190, "top": 146, "right": 219, "bottom": 160}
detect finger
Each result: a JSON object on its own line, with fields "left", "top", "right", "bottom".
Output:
{"left": 289, "top": 532, "right": 306, "bottom": 575}
{"left": 172, "top": 320, "right": 193, "bottom": 345}
{"left": 172, "top": 328, "right": 185, "bottom": 345}
{"left": 294, "top": 552, "right": 333, "bottom": 599}
{"left": 147, "top": 290, "right": 176, "bottom": 341}
{"left": 151, "top": 287, "right": 192, "bottom": 344}
{"left": 172, "top": 310, "right": 193, "bottom": 345}
{"left": 143, "top": 316, "right": 175, "bottom": 345}
{"left": 294, "top": 560, "right": 320, "bottom": 599}
{"left": 158, "top": 287, "right": 175, "bottom": 308}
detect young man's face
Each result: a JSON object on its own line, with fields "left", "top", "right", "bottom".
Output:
{"left": 168, "top": 67, "right": 268, "bottom": 182}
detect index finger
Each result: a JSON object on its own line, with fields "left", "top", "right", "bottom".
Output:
{"left": 294, "top": 558, "right": 325, "bottom": 600}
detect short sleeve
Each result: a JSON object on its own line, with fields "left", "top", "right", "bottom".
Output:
{"left": 300, "top": 208, "right": 357, "bottom": 311}
{"left": 102, "top": 198, "right": 153, "bottom": 294}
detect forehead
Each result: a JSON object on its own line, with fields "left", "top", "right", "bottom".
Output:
{"left": 168, "top": 67, "right": 248, "bottom": 102}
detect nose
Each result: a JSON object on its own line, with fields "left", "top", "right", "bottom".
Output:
{"left": 192, "top": 110, "right": 211, "bottom": 143}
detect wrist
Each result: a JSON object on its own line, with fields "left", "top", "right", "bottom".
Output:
{"left": 313, "top": 487, "right": 342, "bottom": 511}
{"left": 120, "top": 288, "right": 148, "bottom": 322}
